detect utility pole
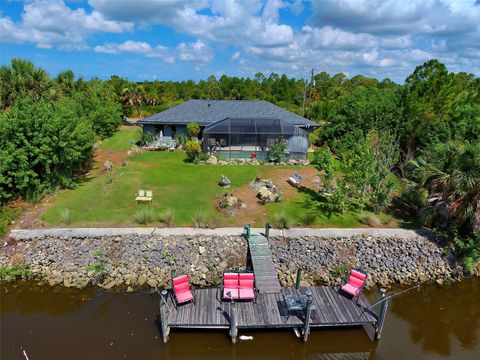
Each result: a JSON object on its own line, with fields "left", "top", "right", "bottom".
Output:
{"left": 306, "top": 68, "right": 315, "bottom": 120}
{"left": 301, "top": 68, "right": 314, "bottom": 118}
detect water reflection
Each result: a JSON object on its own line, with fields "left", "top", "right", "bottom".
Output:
{"left": 390, "top": 278, "right": 480, "bottom": 356}
{"left": 1, "top": 280, "right": 480, "bottom": 360}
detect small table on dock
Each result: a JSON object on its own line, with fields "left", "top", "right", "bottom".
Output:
{"left": 284, "top": 292, "right": 317, "bottom": 319}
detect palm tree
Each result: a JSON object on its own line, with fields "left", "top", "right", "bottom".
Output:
{"left": 122, "top": 85, "right": 145, "bottom": 119}
{"left": 55, "top": 70, "right": 76, "bottom": 95}
{"left": 0, "top": 58, "right": 51, "bottom": 110}
{"left": 406, "top": 141, "right": 480, "bottom": 231}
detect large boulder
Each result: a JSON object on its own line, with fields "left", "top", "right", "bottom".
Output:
{"left": 206, "top": 155, "right": 218, "bottom": 165}
{"left": 257, "top": 186, "right": 276, "bottom": 203}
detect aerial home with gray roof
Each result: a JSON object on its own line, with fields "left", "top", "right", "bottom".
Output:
{"left": 137, "top": 99, "right": 319, "bottom": 159}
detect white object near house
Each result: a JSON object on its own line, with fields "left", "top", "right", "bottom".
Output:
{"left": 135, "top": 189, "right": 153, "bottom": 204}
{"left": 287, "top": 172, "right": 304, "bottom": 187}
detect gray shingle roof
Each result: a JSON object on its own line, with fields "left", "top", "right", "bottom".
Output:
{"left": 137, "top": 100, "right": 319, "bottom": 127}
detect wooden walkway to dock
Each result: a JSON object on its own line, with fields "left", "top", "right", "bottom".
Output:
{"left": 247, "top": 233, "right": 281, "bottom": 293}
{"left": 161, "top": 286, "right": 377, "bottom": 333}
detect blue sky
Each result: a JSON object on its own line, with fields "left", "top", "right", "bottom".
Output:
{"left": 1, "top": 0, "right": 479, "bottom": 82}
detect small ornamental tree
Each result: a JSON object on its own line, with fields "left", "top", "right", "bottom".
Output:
{"left": 184, "top": 140, "right": 202, "bottom": 162}
{"left": 187, "top": 122, "right": 200, "bottom": 138}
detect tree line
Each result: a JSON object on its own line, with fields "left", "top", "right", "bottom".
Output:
{"left": 0, "top": 59, "right": 122, "bottom": 203}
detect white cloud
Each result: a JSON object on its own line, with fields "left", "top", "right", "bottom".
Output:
{"left": 303, "top": 25, "right": 377, "bottom": 49}
{"left": 262, "top": 0, "right": 287, "bottom": 22}
{"left": 176, "top": 40, "right": 213, "bottom": 63}
{"left": 0, "top": 0, "right": 132, "bottom": 49}
{"left": 94, "top": 40, "right": 174, "bottom": 63}
{"left": 231, "top": 51, "right": 240, "bottom": 60}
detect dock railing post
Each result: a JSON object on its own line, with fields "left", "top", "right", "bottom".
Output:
{"left": 265, "top": 223, "right": 271, "bottom": 239}
{"left": 245, "top": 224, "right": 251, "bottom": 240}
{"left": 229, "top": 295, "right": 238, "bottom": 344}
{"left": 303, "top": 291, "right": 313, "bottom": 342}
{"left": 374, "top": 288, "right": 388, "bottom": 341}
{"left": 295, "top": 269, "right": 302, "bottom": 289}
{"left": 159, "top": 289, "right": 170, "bottom": 344}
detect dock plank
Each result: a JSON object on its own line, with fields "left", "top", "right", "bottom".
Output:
{"left": 248, "top": 233, "right": 281, "bottom": 293}
{"left": 163, "top": 286, "right": 377, "bottom": 331}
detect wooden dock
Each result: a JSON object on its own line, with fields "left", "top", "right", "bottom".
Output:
{"left": 159, "top": 286, "right": 379, "bottom": 343}
{"left": 247, "top": 233, "right": 281, "bottom": 293}
{"left": 158, "top": 225, "right": 389, "bottom": 344}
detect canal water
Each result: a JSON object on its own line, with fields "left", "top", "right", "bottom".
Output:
{"left": 1, "top": 279, "right": 479, "bottom": 359}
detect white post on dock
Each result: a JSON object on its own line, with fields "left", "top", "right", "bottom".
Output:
{"left": 374, "top": 288, "right": 388, "bottom": 341}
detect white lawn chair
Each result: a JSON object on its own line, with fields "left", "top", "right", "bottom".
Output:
{"left": 136, "top": 189, "right": 153, "bottom": 204}
{"left": 287, "top": 172, "right": 304, "bottom": 187}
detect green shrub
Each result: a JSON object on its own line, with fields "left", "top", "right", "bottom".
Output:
{"left": 187, "top": 122, "right": 200, "bottom": 137}
{"left": 92, "top": 250, "right": 105, "bottom": 259}
{"left": 158, "top": 208, "right": 175, "bottom": 227}
{"left": 86, "top": 262, "right": 106, "bottom": 273}
{"left": 272, "top": 211, "right": 291, "bottom": 229}
{"left": 192, "top": 211, "right": 209, "bottom": 228}
{"left": 0, "top": 206, "right": 21, "bottom": 237}
{"left": 300, "top": 212, "right": 317, "bottom": 226}
{"left": 134, "top": 208, "right": 155, "bottom": 224}
{"left": 174, "top": 133, "right": 188, "bottom": 147}
{"left": 59, "top": 208, "right": 71, "bottom": 225}
{"left": 313, "top": 147, "right": 335, "bottom": 178}
{"left": 267, "top": 139, "right": 287, "bottom": 163}
{"left": 0, "top": 264, "right": 31, "bottom": 281}
{"left": 331, "top": 263, "right": 351, "bottom": 278}
{"left": 138, "top": 131, "right": 154, "bottom": 146}
{"left": 184, "top": 140, "right": 202, "bottom": 162}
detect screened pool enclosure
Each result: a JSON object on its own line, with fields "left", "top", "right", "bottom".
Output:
{"left": 203, "top": 117, "right": 309, "bottom": 160}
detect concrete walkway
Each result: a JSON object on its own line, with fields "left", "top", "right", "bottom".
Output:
{"left": 9, "top": 227, "right": 432, "bottom": 240}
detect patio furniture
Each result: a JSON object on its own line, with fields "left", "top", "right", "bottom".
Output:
{"left": 287, "top": 172, "right": 304, "bottom": 187}
{"left": 171, "top": 274, "right": 195, "bottom": 307}
{"left": 222, "top": 271, "right": 257, "bottom": 302}
{"left": 341, "top": 269, "right": 367, "bottom": 302}
{"left": 135, "top": 189, "right": 153, "bottom": 204}
{"left": 284, "top": 290, "right": 317, "bottom": 320}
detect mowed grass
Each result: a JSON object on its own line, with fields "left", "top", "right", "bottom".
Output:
{"left": 42, "top": 127, "right": 405, "bottom": 228}
{"left": 99, "top": 125, "right": 140, "bottom": 151}
{"left": 42, "top": 133, "right": 266, "bottom": 226}
{"left": 266, "top": 193, "right": 397, "bottom": 228}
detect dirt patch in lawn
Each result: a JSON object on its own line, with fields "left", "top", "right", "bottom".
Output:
{"left": 224, "top": 167, "right": 321, "bottom": 226}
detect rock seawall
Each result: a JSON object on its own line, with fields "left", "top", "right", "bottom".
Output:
{"left": 0, "top": 234, "right": 247, "bottom": 290}
{"left": 1, "top": 232, "right": 473, "bottom": 289}
{"left": 270, "top": 235, "right": 467, "bottom": 288}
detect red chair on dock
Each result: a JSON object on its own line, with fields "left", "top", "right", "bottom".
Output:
{"left": 223, "top": 273, "right": 239, "bottom": 300}
{"left": 341, "top": 269, "right": 367, "bottom": 302}
{"left": 222, "top": 271, "right": 257, "bottom": 302}
{"left": 171, "top": 275, "right": 195, "bottom": 307}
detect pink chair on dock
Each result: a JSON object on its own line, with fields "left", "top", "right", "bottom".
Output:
{"left": 223, "top": 273, "right": 240, "bottom": 300}
{"left": 341, "top": 269, "right": 367, "bottom": 302}
{"left": 222, "top": 271, "right": 257, "bottom": 302}
{"left": 172, "top": 275, "right": 195, "bottom": 307}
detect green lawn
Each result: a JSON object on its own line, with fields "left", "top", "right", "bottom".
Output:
{"left": 99, "top": 126, "right": 140, "bottom": 151}
{"left": 42, "top": 128, "right": 269, "bottom": 226}
{"left": 42, "top": 128, "right": 406, "bottom": 228}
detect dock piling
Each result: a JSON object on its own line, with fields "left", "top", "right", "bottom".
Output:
{"left": 302, "top": 291, "right": 313, "bottom": 342}
{"left": 244, "top": 224, "right": 251, "bottom": 240}
{"left": 374, "top": 288, "right": 388, "bottom": 341}
{"left": 229, "top": 299, "right": 238, "bottom": 344}
{"left": 159, "top": 290, "right": 170, "bottom": 344}
{"left": 265, "top": 223, "right": 271, "bottom": 239}
{"left": 295, "top": 269, "right": 302, "bottom": 289}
